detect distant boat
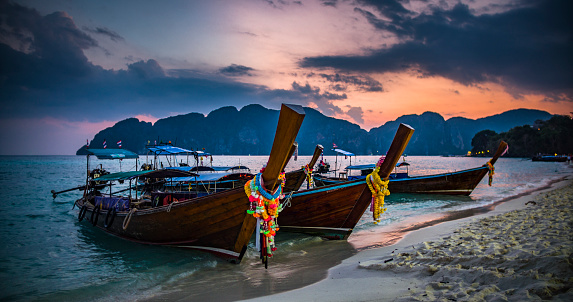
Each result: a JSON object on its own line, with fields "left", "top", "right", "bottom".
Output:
{"left": 72, "top": 104, "right": 305, "bottom": 263}
{"left": 531, "top": 154, "right": 567, "bottom": 162}
{"left": 313, "top": 141, "right": 508, "bottom": 196}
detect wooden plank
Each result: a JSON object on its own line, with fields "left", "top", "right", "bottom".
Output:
{"left": 377, "top": 123, "right": 415, "bottom": 180}
{"left": 489, "top": 141, "right": 508, "bottom": 165}
{"left": 262, "top": 104, "right": 306, "bottom": 190}
{"left": 308, "top": 144, "right": 324, "bottom": 168}
{"left": 341, "top": 123, "right": 414, "bottom": 228}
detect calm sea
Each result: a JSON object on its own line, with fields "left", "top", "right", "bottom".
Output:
{"left": 0, "top": 154, "right": 570, "bottom": 301}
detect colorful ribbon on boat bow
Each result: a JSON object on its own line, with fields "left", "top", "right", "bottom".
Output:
{"left": 304, "top": 164, "right": 314, "bottom": 188}
{"left": 245, "top": 172, "right": 286, "bottom": 261}
{"left": 366, "top": 156, "right": 390, "bottom": 224}
{"left": 486, "top": 160, "right": 495, "bottom": 186}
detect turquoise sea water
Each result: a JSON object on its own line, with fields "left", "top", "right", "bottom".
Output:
{"left": 0, "top": 155, "right": 570, "bottom": 301}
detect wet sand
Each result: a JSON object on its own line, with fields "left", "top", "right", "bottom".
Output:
{"left": 242, "top": 177, "right": 572, "bottom": 301}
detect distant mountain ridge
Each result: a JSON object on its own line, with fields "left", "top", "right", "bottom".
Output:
{"left": 77, "top": 105, "right": 553, "bottom": 156}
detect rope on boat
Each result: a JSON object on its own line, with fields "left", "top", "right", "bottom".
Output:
{"left": 282, "top": 191, "right": 294, "bottom": 209}
{"left": 167, "top": 201, "right": 174, "bottom": 212}
{"left": 122, "top": 208, "right": 137, "bottom": 230}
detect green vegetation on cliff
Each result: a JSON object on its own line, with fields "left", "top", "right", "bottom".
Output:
{"left": 471, "top": 115, "right": 573, "bottom": 157}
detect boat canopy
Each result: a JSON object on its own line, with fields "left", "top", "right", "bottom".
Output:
{"left": 170, "top": 172, "right": 254, "bottom": 182}
{"left": 345, "top": 164, "right": 375, "bottom": 170}
{"left": 93, "top": 169, "right": 198, "bottom": 181}
{"left": 333, "top": 149, "right": 355, "bottom": 157}
{"left": 195, "top": 150, "right": 210, "bottom": 157}
{"left": 210, "top": 165, "right": 250, "bottom": 172}
{"left": 84, "top": 149, "right": 139, "bottom": 159}
{"left": 346, "top": 162, "right": 410, "bottom": 170}
{"left": 167, "top": 165, "right": 250, "bottom": 172}
{"left": 147, "top": 145, "right": 197, "bottom": 155}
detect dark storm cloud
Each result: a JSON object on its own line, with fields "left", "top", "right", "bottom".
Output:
{"left": 291, "top": 82, "right": 347, "bottom": 101}
{"left": 127, "top": 59, "right": 166, "bottom": 78}
{"left": 314, "top": 73, "right": 384, "bottom": 92}
{"left": 0, "top": 1, "right": 97, "bottom": 76}
{"left": 345, "top": 105, "right": 364, "bottom": 124}
{"left": 320, "top": 0, "right": 338, "bottom": 7}
{"left": 301, "top": 0, "right": 573, "bottom": 101}
{"left": 289, "top": 81, "right": 347, "bottom": 116}
{"left": 219, "top": 64, "right": 255, "bottom": 77}
{"left": 82, "top": 26, "right": 124, "bottom": 42}
{"left": 0, "top": 0, "right": 311, "bottom": 122}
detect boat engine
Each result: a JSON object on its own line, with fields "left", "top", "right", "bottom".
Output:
{"left": 89, "top": 168, "right": 109, "bottom": 186}
{"left": 317, "top": 161, "right": 330, "bottom": 173}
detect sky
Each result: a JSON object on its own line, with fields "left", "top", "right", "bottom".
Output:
{"left": 0, "top": 0, "right": 571, "bottom": 155}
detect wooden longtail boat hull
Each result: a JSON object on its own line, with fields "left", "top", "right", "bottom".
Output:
{"left": 76, "top": 188, "right": 255, "bottom": 261}
{"left": 279, "top": 124, "right": 415, "bottom": 239}
{"left": 314, "top": 141, "right": 508, "bottom": 196}
{"left": 75, "top": 104, "right": 305, "bottom": 263}
{"left": 280, "top": 180, "right": 366, "bottom": 239}
{"left": 313, "top": 166, "right": 489, "bottom": 196}
{"left": 283, "top": 145, "right": 324, "bottom": 192}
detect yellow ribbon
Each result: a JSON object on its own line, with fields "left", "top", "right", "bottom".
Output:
{"left": 486, "top": 161, "right": 495, "bottom": 186}
{"left": 366, "top": 166, "right": 390, "bottom": 224}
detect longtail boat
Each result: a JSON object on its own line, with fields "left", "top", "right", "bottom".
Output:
{"left": 531, "top": 154, "right": 567, "bottom": 162}
{"left": 283, "top": 144, "right": 324, "bottom": 192}
{"left": 74, "top": 104, "right": 305, "bottom": 263}
{"left": 313, "top": 141, "right": 508, "bottom": 196}
{"left": 277, "top": 123, "right": 415, "bottom": 239}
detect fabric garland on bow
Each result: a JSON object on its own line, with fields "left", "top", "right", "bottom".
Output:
{"left": 303, "top": 164, "right": 314, "bottom": 188}
{"left": 244, "top": 172, "right": 286, "bottom": 262}
{"left": 366, "top": 156, "right": 390, "bottom": 224}
{"left": 486, "top": 161, "right": 495, "bottom": 186}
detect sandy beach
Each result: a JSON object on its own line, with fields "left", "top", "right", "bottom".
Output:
{"left": 243, "top": 177, "right": 573, "bottom": 302}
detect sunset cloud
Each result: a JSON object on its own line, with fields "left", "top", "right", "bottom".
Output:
{"left": 0, "top": 0, "right": 570, "bottom": 154}
{"left": 301, "top": 0, "right": 572, "bottom": 101}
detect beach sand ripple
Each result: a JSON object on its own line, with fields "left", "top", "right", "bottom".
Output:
{"left": 359, "top": 183, "right": 573, "bottom": 301}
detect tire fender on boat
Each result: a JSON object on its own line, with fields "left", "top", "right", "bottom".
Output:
{"left": 78, "top": 205, "right": 88, "bottom": 222}
{"left": 90, "top": 206, "right": 101, "bottom": 226}
{"left": 104, "top": 207, "right": 116, "bottom": 228}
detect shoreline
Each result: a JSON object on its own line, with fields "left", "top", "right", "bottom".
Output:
{"left": 347, "top": 176, "right": 569, "bottom": 252}
{"left": 241, "top": 176, "right": 572, "bottom": 301}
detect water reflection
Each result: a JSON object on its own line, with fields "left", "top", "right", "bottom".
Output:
{"left": 153, "top": 233, "right": 357, "bottom": 301}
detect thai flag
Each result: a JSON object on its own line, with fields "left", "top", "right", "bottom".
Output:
{"left": 333, "top": 143, "right": 338, "bottom": 148}
{"left": 117, "top": 140, "right": 122, "bottom": 148}
{"left": 86, "top": 139, "right": 89, "bottom": 148}
{"left": 103, "top": 140, "right": 107, "bottom": 149}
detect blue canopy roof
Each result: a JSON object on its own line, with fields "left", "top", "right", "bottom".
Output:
{"left": 345, "top": 164, "right": 375, "bottom": 170}
{"left": 169, "top": 172, "right": 253, "bottom": 182}
{"left": 210, "top": 165, "right": 250, "bottom": 171}
{"left": 147, "top": 145, "right": 212, "bottom": 156}
{"left": 346, "top": 162, "right": 410, "bottom": 170}
{"left": 333, "top": 149, "right": 355, "bottom": 156}
{"left": 84, "top": 149, "right": 139, "bottom": 159}
{"left": 93, "top": 169, "right": 198, "bottom": 181}
{"left": 167, "top": 165, "right": 250, "bottom": 172}
{"left": 147, "top": 145, "right": 194, "bottom": 155}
